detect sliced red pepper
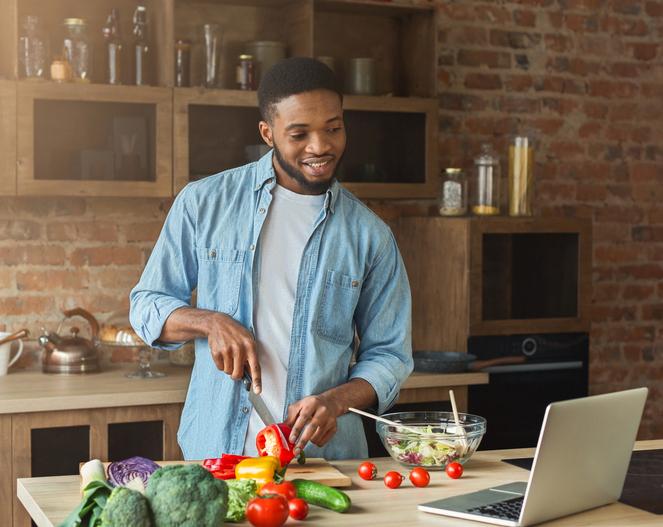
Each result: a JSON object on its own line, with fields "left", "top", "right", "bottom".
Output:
{"left": 203, "top": 453, "right": 250, "bottom": 479}
{"left": 256, "top": 423, "right": 296, "bottom": 468}
{"left": 210, "top": 467, "right": 237, "bottom": 480}
{"left": 221, "top": 453, "right": 250, "bottom": 466}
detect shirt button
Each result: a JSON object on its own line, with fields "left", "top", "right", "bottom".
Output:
{"left": 241, "top": 406, "right": 249, "bottom": 414}
{"left": 259, "top": 207, "right": 266, "bottom": 214}
{"left": 209, "top": 249, "right": 216, "bottom": 258}
{"left": 250, "top": 244, "right": 255, "bottom": 251}
{"left": 351, "top": 280, "right": 359, "bottom": 287}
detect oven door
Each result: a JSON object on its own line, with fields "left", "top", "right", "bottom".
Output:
{"left": 469, "top": 360, "right": 588, "bottom": 450}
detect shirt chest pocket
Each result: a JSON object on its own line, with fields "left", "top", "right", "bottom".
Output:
{"left": 196, "top": 247, "right": 246, "bottom": 316}
{"left": 315, "top": 269, "right": 362, "bottom": 347}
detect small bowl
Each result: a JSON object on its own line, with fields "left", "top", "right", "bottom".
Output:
{"left": 376, "top": 411, "right": 486, "bottom": 470}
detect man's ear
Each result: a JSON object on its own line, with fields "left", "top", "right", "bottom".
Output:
{"left": 259, "top": 121, "right": 274, "bottom": 147}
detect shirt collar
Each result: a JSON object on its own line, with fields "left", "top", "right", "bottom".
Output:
{"left": 254, "top": 148, "right": 340, "bottom": 214}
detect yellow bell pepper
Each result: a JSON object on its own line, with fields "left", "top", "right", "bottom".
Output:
{"left": 235, "top": 456, "right": 280, "bottom": 489}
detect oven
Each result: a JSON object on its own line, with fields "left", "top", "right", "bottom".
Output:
{"left": 468, "top": 332, "right": 589, "bottom": 450}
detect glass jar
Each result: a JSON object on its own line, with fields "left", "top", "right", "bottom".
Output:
{"left": 472, "top": 143, "right": 501, "bottom": 216}
{"left": 237, "top": 54, "right": 255, "bottom": 90}
{"left": 174, "top": 39, "right": 191, "bottom": 87}
{"left": 508, "top": 136, "right": 534, "bottom": 216}
{"left": 63, "top": 18, "right": 91, "bottom": 82}
{"left": 133, "top": 6, "right": 151, "bottom": 86}
{"left": 203, "top": 23, "right": 221, "bottom": 88}
{"left": 438, "top": 168, "right": 467, "bottom": 216}
{"left": 18, "top": 15, "right": 47, "bottom": 80}
{"left": 102, "top": 8, "right": 123, "bottom": 85}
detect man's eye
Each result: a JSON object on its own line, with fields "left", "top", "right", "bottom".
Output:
{"left": 328, "top": 127, "right": 342, "bottom": 134}
{"left": 290, "top": 133, "right": 306, "bottom": 140}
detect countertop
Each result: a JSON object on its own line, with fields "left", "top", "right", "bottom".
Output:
{"left": 17, "top": 440, "right": 663, "bottom": 526}
{"left": 0, "top": 364, "right": 488, "bottom": 414}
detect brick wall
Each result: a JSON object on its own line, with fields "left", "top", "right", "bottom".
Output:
{"left": 1, "top": 0, "right": 662, "bottom": 438}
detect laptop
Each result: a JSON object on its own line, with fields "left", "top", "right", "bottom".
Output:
{"left": 418, "top": 387, "right": 648, "bottom": 526}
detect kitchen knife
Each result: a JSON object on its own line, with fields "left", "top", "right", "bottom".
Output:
{"left": 242, "top": 372, "right": 291, "bottom": 444}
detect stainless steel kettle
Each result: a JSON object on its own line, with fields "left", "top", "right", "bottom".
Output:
{"left": 39, "top": 307, "right": 100, "bottom": 374}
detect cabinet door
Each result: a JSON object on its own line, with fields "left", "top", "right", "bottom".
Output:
{"left": 17, "top": 82, "right": 173, "bottom": 197}
{"left": 0, "top": 80, "right": 16, "bottom": 195}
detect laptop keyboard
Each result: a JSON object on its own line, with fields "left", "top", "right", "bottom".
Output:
{"left": 468, "top": 496, "right": 524, "bottom": 521}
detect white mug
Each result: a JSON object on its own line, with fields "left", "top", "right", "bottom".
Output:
{"left": 0, "top": 332, "right": 24, "bottom": 376}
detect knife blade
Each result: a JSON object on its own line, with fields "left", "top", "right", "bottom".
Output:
{"left": 242, "top": 371, "right": 290, "bottom": 446}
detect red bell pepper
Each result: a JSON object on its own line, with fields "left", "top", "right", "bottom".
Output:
{"left": 256, "top": 423, "right": 297, "bottom": 468}
{"left": 202, "top": 453, "right": 250, "bottom": 480}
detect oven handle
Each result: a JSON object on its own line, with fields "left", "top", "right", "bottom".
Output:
{"left": 481, "top": 361, "right": 584, "bottom": 374}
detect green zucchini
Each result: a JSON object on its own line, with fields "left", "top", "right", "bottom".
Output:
{"left": 292, "top": 479, "right": 351, "bottom": 513}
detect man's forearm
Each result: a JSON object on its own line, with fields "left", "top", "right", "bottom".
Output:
{"left": 159, "top": 307, "right": 218, "bottom": 342}
{"left": 322, "top": 378, "right": 378, "bottom": 415}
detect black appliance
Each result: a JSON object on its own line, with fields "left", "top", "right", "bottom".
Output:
{"left": 468, "top": 332, "right": 588, "bottom": 450}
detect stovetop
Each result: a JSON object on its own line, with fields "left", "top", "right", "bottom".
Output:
{"left": 502, "top": 449, "right": 663, "bottom": 515}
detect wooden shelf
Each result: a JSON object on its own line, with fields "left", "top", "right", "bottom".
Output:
{"left": 0, "top": 80, "right": 16, "bottom": 195}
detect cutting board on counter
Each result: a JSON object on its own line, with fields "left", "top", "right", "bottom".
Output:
{"left": 98, "top": 458, "right": 352, "bottom": 488}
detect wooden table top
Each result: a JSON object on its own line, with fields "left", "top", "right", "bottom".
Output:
{"left": 0, "top": 363, "right": 488, "bottom": 414}
{"left": 17, "top": 440, "right": 663, "bottom": 527}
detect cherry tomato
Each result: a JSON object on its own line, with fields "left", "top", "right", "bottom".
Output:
{"left": 409, "top": 467, "right": 430, "bottom": 487}
{"left": 246, "top": 494, "right": 290, "bottom": 527}
{"left": 288, "top": 498, "right": 309, "bottom": 520}
{"left": 357, "top": 461, "right": 378, "bottom": 481}
{"left": 383, "top": 470, "right": 404, "bottom": 489}
{"left": 446, "top": 461, "right": 464, "bottom": 479}
{"left": 259, "top": 481, "right": 297, "bottom": 501}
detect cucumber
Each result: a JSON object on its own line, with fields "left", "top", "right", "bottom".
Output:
{"left": 292, "top": 479, "right": 351, "bottom": 513}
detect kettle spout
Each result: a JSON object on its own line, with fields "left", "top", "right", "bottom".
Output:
{"left": 38, "top": 329, "right": 60, "bottom": 349}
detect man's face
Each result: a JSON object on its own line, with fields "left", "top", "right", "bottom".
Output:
{"left": 259, "top": 89, "right": 346, "bottom": 195}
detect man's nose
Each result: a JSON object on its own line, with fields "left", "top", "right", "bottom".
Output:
{"left": 306, "top": 132, "right": 331, "bottom": 154}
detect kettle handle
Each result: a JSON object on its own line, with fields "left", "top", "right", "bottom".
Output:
{"left": 62, "top": 308, "right": 100, "bottom": 339}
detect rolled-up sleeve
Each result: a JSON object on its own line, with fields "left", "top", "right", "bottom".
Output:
{"left": 129, "top": 184, "right": 198, "bottom": 350}
{"left": 348, "top": 230, "right": 413, "bottom": 415}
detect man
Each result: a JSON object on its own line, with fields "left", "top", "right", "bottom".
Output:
{"left": 130, "top": 57, "right": 412, "bottom": 460}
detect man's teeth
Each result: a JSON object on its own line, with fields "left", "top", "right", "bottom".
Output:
{"left": 306, "top": 160, "right": 329, "bottom": 168}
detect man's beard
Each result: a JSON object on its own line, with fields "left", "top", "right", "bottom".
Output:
{"left": 272, "top": 142, "right": 341, "bottom": 195}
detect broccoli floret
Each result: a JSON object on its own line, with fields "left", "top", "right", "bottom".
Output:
{"left": 100, "top": 486, "right": 152, "bottom": 527}
{"left": 145, "top": 464, "right": 228, "bottom": 527}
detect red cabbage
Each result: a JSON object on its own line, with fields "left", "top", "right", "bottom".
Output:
{"left": 107, "top": 456, "right": 160, "bottom": 489}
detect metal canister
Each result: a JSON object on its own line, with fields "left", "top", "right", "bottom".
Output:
{"left": 346, "top": 57, "right": 376, "bottom": 95}
{"left": 236, "top": 54, "right": 255, "bottom": 90}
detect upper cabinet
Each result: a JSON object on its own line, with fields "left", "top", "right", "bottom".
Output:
{"left": 0, "top": 0, "right": 438, "bottom": 198}
{"left": 0, "top": 81, "right": 16, "bottom": 195}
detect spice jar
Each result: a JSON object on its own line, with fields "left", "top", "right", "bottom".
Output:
{"left": 50, "top": 57, "right": 72, "bottom": 83}
{"left": 438, "top": 168, "right": 467, "bottom": 216}
{"left": 63, "top": 18, "right": 91, "bottom": 82}
{"left": 472, "top": 143, "right": 501, "bottom": 216}
{"left": 174, "top": 39, "right": 191, "bottom": 87}
{"left": 237, "top": 54, "right": 255, "bottom": 90}
{"left": 508, "top": 136, "right": 534, "bottom": 216}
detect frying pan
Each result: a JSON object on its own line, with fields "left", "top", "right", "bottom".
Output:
{"left": 413, "top": 350, "right": 526, "bottom": 373}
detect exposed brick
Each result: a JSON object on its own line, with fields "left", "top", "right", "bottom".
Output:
{"left": 579, "top": 121, "right": 603, "bottom": 138}
{"left": 498, "top": 96, "right": 540, "bottom": 113}
{"left": 595, "top": 244, "right": 643, "bottom": 262}
{"left": 617, "top": 264, "right": 663, "bottom": 280}
{"left": 0, "top": 295, "right": 55, "bottom": 315}
{"left": 464, "top": 116, "right": 519, "bottom": 135}
{"left": 548, "top": 141, "right": 585, "bottom": 159}
{"left": 457, "top": 49, "right": 511, "bottom": 69}
{"left": 437, "top": 69, "right": 452, "bottom": 87}
{"left": 595, "top": 206, "right": 645, "bottom": 223}
{"left": 612, "top": 0, "right": 643, "bottom": 15}
{"left": 513, "top": 9, "right": 537, "bottom": 27}
{"left": 90, "top": 268, "right": 142, "bottom": 290}
{"left": 548, "top": 11, "right": 563, "bottom": 28}
{"left": 46, "top": 222, "right": 119, "bottom": 242}
{"left": 559, "top": 0, "right": 606, "bottom": 9}
{"left": 544, "top": 33, "right": 573, "bottom": 52}
{"left": 632, "top": 226, "right": 663, "bottom": 242}
{"left": 630, "top": 163, "right": 662, "bottom": 183}
{"left": 1, "top": 245, "right": 66, "bottom": 266}
{"left": 641, "top": 83, "right": 663, "bottom": 97}
{"left": 565, "top": 13, "right": 600, "bottom": 32}
{"left": 447, "top": 26, "right": 488, "bottom": 46}
{"left": 641, "top": 303, "right": 663, "bottom": 320}
{"left": 584, "top": 101, "right": 609, "bottom": 118}
{"left": 16, "top": 269, "right": 90, "bottom": 291}
{"left": 645, "top": 1, "right": 663, "bottom": 17}
{"left": 525, "top": 117, "right": 565, "bottom": 134}
{"left": 474, "top": 5, "right": 512, "bottom": 24}
{"left": 438, "top": 93, "right": 487, "bottom": 112}
{"left": 490, "top": 30, "right": 542, "bottom": 49}
{"left": 0, "top": 220, "right": 41, "bottom": 241}
{"left": 589, "top": 80, "right": 639, "bottom": 98}
{"left": 122, "top": 222, "right": 163, "bottom": 243}
{"left": 577, "top": 183, "right": 607, "bottom": 201}
{"left": 505, "top": 74, "right": 533, "bottom": 91}
{"left": 631, "top": 43, "right": 658, "bottom": 61}
{"left": 542, "top": 97, "right": 580, "bottom": 114}
{"left": 464, "top": 73, "right": 502, "bottom": 90}
{"left": 601, "top": 16, "right": 649, "bottom": 36}
{"left": 69, "top": 247, "right": 143, "bottom": 267}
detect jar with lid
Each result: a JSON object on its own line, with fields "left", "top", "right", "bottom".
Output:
{"left": 471, "top": 143, "right": 501, "bottom": 216}
{"left": 438, "top": 168, "right": 468, "bottom": 216}
{"left": 237, "top": 54, "right": 255, "bottom": 90}
{"left": 508, "top": 136, "right": 534, "bottom": 216}
{"left": 174, "top": 39, "right": 191, "bottom": 87}
{"left": 18, "top": 15, "right": 47, "bottom": 80}
{"left": 101, "top": 8, "right": 123, "bottom": 85}
{"left": 63, "top": 18, "right": 91, "bottom": 82}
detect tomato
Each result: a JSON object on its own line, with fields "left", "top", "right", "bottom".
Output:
{"left": 246, "top": 494, "right": 290, "bottom": 527}
{"left": 446, "top": 461, "right": 464, "bottom": 479}
{"left": 409, "top": 467, "right": 430, "bottom": 487}
{"left": 288, "top": 498, "right": 309, "bottom": 520}
{"left": 259, "top": 481, "right": 297, "bottom": 501}
{"left": 357, "top": 461, "right": 378, "bottom": 481}
{"left": 383, "top": 470, "right": 404, "bottom": 489}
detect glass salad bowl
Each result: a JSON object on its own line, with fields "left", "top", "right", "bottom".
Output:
{"left": 376, "top": 411, "right": 486, "bottom": 470}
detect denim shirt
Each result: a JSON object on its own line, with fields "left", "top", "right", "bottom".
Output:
{"left": 129, "top": 151, "right": 413, "bottom": 460}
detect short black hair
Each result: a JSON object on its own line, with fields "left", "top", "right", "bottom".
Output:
{"left": 258, "top": 57, "right": 343, "bottom": 123}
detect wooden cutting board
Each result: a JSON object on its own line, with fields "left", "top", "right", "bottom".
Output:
{"left": 98, "top": 458, "right": 352, "bottom": 488}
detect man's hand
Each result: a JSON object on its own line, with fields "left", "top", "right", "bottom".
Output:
{"left": 285, "top": 393, "right": 344, "bottom": 454}
{"left": 206, "top": 313, "right": 261, "bottom": 389}
{"left": 159, "top": 307, "right": 261, "bottom": 392}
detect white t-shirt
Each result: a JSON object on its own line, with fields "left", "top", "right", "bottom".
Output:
{"left": 243, "top": 184, "right": 325, "bottom": 455}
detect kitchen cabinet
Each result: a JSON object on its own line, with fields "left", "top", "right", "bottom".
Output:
{"left": 0, "top": 80, "right": 16, "bottom": 195}
{"left": 16, "top": 82, "right": 173, "bottom": 197}
{"left": 390, "top": 216, "right": 592, "bottom": 352}
{"left": 0, "top": 0, "right": 438, "bottom": 198}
